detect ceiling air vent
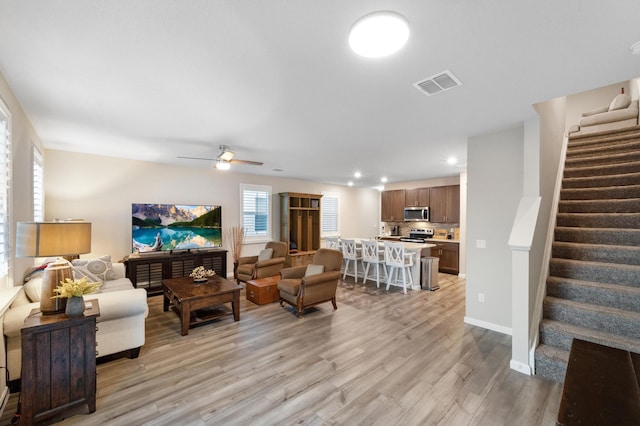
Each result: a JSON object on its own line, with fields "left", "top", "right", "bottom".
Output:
{"left": 414, "top": 70, "right": 462, "bottom": 96}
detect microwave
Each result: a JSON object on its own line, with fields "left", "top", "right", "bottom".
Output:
{"left": 404, "top": 206, "right": 429, "bottom": 222}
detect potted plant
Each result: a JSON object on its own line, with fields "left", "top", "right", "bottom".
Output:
{"left": 226, "top": 226, "right": 245, "bottom": 279}
{"left": 52, "top": 277, "right": 101, "bottom": 317}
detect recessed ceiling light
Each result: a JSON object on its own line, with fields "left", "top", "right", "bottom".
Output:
{"left": 447, "top": 157, "right": 457, "bottom": 165}
{"left": 348, "top": 181, "right": 354, "bottom": 186}
{"left": 381, "top": 176, "right": 388, "bottom": 183}
{"left": 349, "top": 11, "right": 409, "bottom": 58}
{"left": 375, "top": 185, "right": 385, "bottom": 191}
{"left": 354, "top": 171, "right": 362, "bottom": 178}
{"left": 631, "top": 40, "right": 640, "bottom": 55}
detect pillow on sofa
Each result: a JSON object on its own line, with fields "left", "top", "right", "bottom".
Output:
{"left": 23, "top": 276, "right": 42, "bottom": 302}
{"left": 72, "top": 255, "right": 116, "bottom": 282}
{"left": 258, "top": 248, "right": 273, "bottom": 262}
{"left": 609, "top": 94, "right": 632, "bottom": 111}
{"left": 305, "top": 264, "right": 324, "bottom": 277}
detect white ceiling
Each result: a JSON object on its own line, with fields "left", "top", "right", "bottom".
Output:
{"left": 1, "top": 1, "right": 639, "bottom": 188}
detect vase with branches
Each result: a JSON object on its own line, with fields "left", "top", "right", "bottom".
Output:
{"left": 226, "top": 226, "right": 245, "bottom": 279}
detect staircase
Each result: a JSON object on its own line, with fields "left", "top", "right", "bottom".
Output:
{"left": 535, "top": 125, "right": 640, "bottom": 382}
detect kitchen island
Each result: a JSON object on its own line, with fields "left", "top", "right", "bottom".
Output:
{"left": 343, "top": 238, "right": 435, "bottom": 291}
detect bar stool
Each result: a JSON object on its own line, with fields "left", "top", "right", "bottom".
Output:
{"left": 384, "top": 241, "right": 415, "bottom": 294}
{"left": 341, "top": 239, "right": 362, "bottom": 282}
{"left": 361, "top": 239, "right": 387, "bottom": 288}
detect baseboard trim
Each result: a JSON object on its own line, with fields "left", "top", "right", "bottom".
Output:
{"left": 510, "top": 359, "right": 532, "bottom": 375}
{"left": 464, "top": 316, "right": 512, "bottom": 335}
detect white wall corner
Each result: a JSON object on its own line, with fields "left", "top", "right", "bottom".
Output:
{"left": 510, "top": 359, "right": 532, "bottom": 375}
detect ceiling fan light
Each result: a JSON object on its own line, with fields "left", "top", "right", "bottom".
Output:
{"left": 219, "top": 150, "right": 234, "bottom": 162}
{"left": 215, "top": 160, "right": 230, "bottom": 170}
{"left": 349, "top": 11, "right": 409, "bottom": 58}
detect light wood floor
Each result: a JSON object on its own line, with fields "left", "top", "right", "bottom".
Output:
{"left": 1, "top": 274, "right": 563, "bottom": 425}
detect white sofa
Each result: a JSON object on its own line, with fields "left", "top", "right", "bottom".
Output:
{"left": 3, "top": 260, "right": 148, "bottom": 385}
{"left": 569, "top": 94, "right": 639, "bottom": 136}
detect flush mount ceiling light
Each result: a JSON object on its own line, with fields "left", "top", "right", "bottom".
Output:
{"left": 349, "top": 11, "right": 409, "bottom": 58}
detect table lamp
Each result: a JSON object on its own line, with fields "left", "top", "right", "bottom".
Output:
{"left": 16, "top": 221, "right": 92, "bottom": 314}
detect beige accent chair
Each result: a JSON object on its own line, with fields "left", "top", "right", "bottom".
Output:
{"left": 569, "top": 94, "right": 639, "bottom": 136}
{"left": 277, "top": 248, "right": 343, "bottom": 317}
{"left": 236, "top": 241, "right": 288, "bottom": 284}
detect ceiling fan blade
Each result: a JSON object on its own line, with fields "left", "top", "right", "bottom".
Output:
{"left": 229, "top": 159, "right": 263, "bottom": 166}
{"left": 177, "top": 156, "right": 216, "bottom": 161}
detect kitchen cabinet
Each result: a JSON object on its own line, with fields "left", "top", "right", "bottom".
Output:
{"left": 432, "top": 241, "right": 459, "bottom": 275}
{"left": 381, "top": 189, "right": 405, "bottom": 222}
{"left": 280, "top": 192, "right": 322, "bottom": 267}
{"left": 429, "top": 185, "right": 460, "bottom": 223}
{"left": 405, "top": 187, "right": 430, "bottom": 207}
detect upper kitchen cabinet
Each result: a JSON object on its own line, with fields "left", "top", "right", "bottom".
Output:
{"left": 405, "top": 187, "right": 430, "bottom": 207}
{"left": 381, "top": 189, "right": 405, "bottom": 222}
{"left": 429, "top": 185, "right": 460, "bottom": 223}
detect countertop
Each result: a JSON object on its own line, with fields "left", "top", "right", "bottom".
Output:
{"left": 378, "top": 236, "right": 460, "bottom": 244}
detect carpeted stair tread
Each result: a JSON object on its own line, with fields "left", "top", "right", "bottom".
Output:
{"left": 534, "top": 344, "right": 569, "bottom": 382}
{"left": 564, "top": 150, "right": 640, "bottom": 168}
{"left": 539, "top": 319, "right": 640, "bottom": 354}
{"left": 562, "top": 171, "right": 640, "bottom": 189}
{"left": 555, "top": 226, "right": 640, "bottom": 246}
{"left": 556, "top": 212, "right": 640, "bottom": 228}
{"left": 546, "top": 276, "right": 640, "bottom": 311}
{"left": 552, "top": 241, "right": 640, "bottom": 266}
{"left": 558, "top": 198, "right": 640, "bottom": 213}
{"left": 549, "top": 258, "right": 640, "bottom": 287}
{"left": 563, "top": 160, "right": 640, "bottom": 178}
{"left": 543, "top": 296, "right": 640, "bottom": 339}
{"left": 568, "top": 125, "right": 640, "bottom": 144}
{"left": 566, "top": 140, "right": 640, "bottom": 159}
{"left": 560, "top": 185, "right": 640, "bottom": 200}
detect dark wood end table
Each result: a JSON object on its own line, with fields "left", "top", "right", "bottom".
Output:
{"left": 163, "top": 275, "right": 242, "bottom": 335}
{"left": 20, "top": 299, "right": 100, "bottom": 424}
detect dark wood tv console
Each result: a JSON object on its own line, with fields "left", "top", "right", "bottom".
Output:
{"left": 123, "top": 249, "right": 228, "bottom": 295}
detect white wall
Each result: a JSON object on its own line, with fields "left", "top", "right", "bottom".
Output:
{"left": 44, "top": 150, "right": 380, "bottom": 275}
{"left": 465, "top": 124, "right": 524, "bottom": 333}
{"left": 0, "top": 72, "right": 45, "bottom": 287}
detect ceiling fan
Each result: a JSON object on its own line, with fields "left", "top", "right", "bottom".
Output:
{"left": 178, "top": 145, "right": 263, "bottom": 169}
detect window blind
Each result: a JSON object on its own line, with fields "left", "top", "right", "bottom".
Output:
{"left": 241, "top": 184, "right": 271, "bottom": 240}
{"left": 0, "top": 102, "right": 12, "bottom": 280}
{"left": 33, "top": 147, "right": 44, "bottom": 221}
{"left": 321, "top": 193, "right": 339, "bottom": 235}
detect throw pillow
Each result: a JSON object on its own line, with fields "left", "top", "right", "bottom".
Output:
{"left": 305, "top": 264, "right": 325, "bottom": 277}
{"left": 23, "top": 276, "right": 43, "bottom": 302}
{"left": 72, "top": 255, "right": 115, "bottom": 282}
{"left": 258, "top": 248, "right": 273, "bottom": 262}
{"left": 608, "top": 93, "right": 632, "bottom": 111}
{"left": 72, "top": 266, "right": 103, "bottom": 284}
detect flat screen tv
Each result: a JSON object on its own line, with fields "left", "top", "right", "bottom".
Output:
{"left": 131, "top": 203, "right": 222, "bottom": 253}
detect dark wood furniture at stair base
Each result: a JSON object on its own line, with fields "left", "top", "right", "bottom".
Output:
{"left": 245, "top": 276, "right": 280, "bottom": 305}
{"left": 557, "top": 339, "right": 640, "bottom": 425}
{"left": 163, "top": 275, "right": 241, "bottom": 336}
{"left": 124, "top": 249, "right": 227, "bottom": 295}
{"left": 20, "top": 300, "right": 100, "bottom": 424}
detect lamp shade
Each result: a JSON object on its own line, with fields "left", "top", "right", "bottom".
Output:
{"left": 16, "top": 222, "right": 92, "bottom": 257}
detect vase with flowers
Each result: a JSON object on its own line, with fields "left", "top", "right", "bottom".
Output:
{"left": 226, "top": 226, "right": 245, "bottom": 279}
{"left": 190, "top": 266, "right": 216, "bottom": 283}
{"left": 52, "top": 277, "right": 101, "bottom": 317}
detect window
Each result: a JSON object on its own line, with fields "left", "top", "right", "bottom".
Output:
{"left": 321, "top": 192, "right": 340, "bottom": 236}
{"left": 0, "top": 99, "right": 12, "bottom": 284}
{"left": 33, "top": 147, "right": 44, "bottom": 221}
{"left": 240, "top": 184, "right": 271, "bottom": 242}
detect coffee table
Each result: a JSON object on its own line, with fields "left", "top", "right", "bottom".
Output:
{"left": 163, "top": 275, "right": 242, "bottom": 335}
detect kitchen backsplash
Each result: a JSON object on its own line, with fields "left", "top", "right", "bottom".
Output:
{"left": 381, "top": 222, "right": 460, "bottom": 238}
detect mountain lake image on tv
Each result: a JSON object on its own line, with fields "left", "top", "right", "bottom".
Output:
{"left": 132, "top": 203, "right": 222, "bottom": 253}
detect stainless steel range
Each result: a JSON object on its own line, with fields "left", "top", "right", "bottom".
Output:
{"left": 400, "top": 228, "right": 434, "bottom": 243}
